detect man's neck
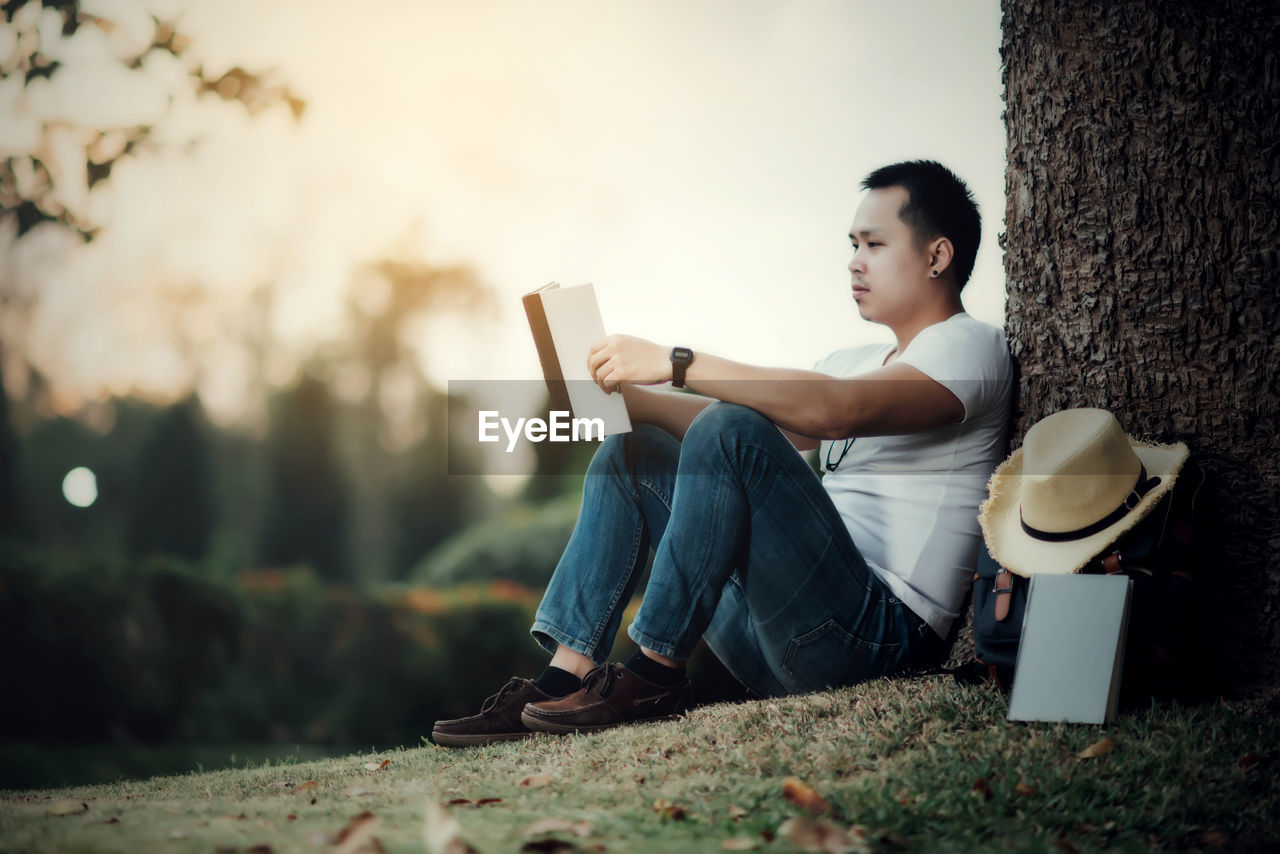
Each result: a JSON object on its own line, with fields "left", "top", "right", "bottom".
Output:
{"left": 888, "top": 293, "right": 965, "bottom": 357}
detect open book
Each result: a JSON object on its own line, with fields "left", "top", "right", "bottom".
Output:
{"left": 523, "top": 282, "right": 632, "bottom": 436}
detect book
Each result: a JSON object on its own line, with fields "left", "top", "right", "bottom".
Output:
{"left": 1006, "top": 574, "right": 1133, "bottom": 724}
{"left": 522, "top": 282, "right": 632, "bottom": 436}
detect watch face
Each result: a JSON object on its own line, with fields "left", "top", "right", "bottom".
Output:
{"left": 672, "top": 347, "right": 693, "bottom": 363}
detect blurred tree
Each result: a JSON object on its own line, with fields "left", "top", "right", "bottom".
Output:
{"left": 338, "top": 259, "right": 495, "bottom": 580}
{"left": 17, "top": 392, "right": 162, "bottom": 552}
{"left": 391, "top": 388, "right": 481, "bottom": 577}
{"left": 128, "top": 395, "right": 214, "bottom": 561}
{"left": 259, "top": 374, "right": 349, "bottom": 582}
{"left": 0, "top": 352, "right": 19, "bottom": 536}
{"left": 0, "top": 0, "right": 305, "bottom": 482}
{"left": 521, "top": 390, "right": 599, "bottom": 503}
{"left": 0, "top": 0, "right": 305, "bottom": 242}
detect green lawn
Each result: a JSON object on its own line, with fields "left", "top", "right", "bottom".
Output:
{"left": 2, "top": 677, "right": 1276, "bottom": 853}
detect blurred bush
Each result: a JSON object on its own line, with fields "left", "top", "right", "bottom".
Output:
{"left": 0, "top": 547, "right": 543, "bottom": 748}
{"left": 411, "top": 493, "right": 581, "bottom": 589}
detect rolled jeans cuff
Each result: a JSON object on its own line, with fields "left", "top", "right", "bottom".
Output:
{"left": 529, "top": 620, "right": 609, "bottom": 664}
{"left": 626, "top": 622, "right": 692, "bottom": 662}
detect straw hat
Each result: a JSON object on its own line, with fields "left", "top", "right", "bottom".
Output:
{"left": 979, "top": 408, "right": 1189, "bottom": 577}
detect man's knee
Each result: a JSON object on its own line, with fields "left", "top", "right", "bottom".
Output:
{"left": 686, "top": 402, "right": 775, "bottom": 444}
{"left": 586, "top": 423, "right": 678, "bottom": 476}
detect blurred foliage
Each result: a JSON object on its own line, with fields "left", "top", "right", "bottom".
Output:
{"left": 0, "top": 548, "right": 238, "bottom": 742}
{"left": 412, "top": 492, "right": 581, "bottom": 589}
{"left": 9, "top": 378, "right": 497, "bottom": 584}
{"left": 0, "top": 0, "right": 306, "bottom": 241}
{"left": 128, "top": 395, "right": 214, "bottom": 561}
{"left": 258, "top": 374, "right": 349, "bottom": 582}
{"left": 0, "top": 546, "right": 545, "bottom": 747}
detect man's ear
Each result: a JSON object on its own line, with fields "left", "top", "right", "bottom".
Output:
{"left": 927, "top": 237, "right": 954, "bottom": 279}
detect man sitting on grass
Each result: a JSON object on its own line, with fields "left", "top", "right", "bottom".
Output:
{"left": 432, "top": 159, "right": 1012, "bottom": 746}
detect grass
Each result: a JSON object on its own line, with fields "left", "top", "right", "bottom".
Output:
{"left": 2, "top": 676, "right": 1276, "bottom": 853}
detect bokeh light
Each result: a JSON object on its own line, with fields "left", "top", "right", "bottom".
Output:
{"left": 61, "top": 466, "right": 98, "bottom": 508}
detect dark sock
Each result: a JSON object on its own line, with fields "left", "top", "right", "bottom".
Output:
{"left": 625, "top": 648, "right": 686, "bottom": 686}
{"left": 533, "top": 666, "right": 581, "bottom": 697}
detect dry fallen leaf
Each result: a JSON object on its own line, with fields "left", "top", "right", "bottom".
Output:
{"left": 363, "top": 760, "right": 392, "bottom": 771}
{"left": 1052, "top": 839, "right": 1079, "bottom": 854}
{"left": 333, "top": 811, "right": 380, "bottom": 854}
{"left": 1076, "top": 737, "right": 1115, "bottom": 759}
{"left": 970, "top": 778, "right": 993, "bottom": 801}
{"left": 727, "top": 804, "right": 748, "bottom": 821}
{"left": 653, "top": 799, "right": 687, "bottom": 821}
{"left": 296, "top": 781, "right": 318, "bottom": 792}
{"left": 476, "top": 798, "right": 503, "bottom": 806}
{"left": 778, "top": 816, "right": 859, "bottom": 853}
{"left": 1199, "top": 830, "right": 1229, "bottom": 848}
{"left": 1015, "top": 781, "right": 1038, "bottom": 797}
{"left": 722, "top": 837, "right": 758, "bottom": 851}
{"left": 424, "top": 800, "right": 479, "bottom": 854}
{"left": 782, "top": 777, "right": 833, "bottom": 814}
{"left": 44, "top": 800, "right": 88, "bottom": 816}
{"left": 448, "top": 799, "right": 473, "bottom": 806}
{"left": 519, "top": 773, "right": 554, "bottom": 788}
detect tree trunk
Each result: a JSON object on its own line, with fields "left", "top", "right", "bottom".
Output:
{"left": 1002, "top": 0, "right": 1280, "bottom": 694}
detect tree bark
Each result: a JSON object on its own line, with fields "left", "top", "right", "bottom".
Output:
{"left": 1002, "top": 0, "right": 1280, "bottom": 694}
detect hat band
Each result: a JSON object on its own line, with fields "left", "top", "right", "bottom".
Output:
{"left": 1019, "top": 465, "right": 1162, "bottom": 543}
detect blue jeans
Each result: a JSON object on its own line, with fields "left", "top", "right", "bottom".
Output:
{"left": 530, "top": 402, "right": 942, "bottom": 698}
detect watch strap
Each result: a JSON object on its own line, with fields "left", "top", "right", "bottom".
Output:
{"left": 670, "top": 347, "right": 693, "bottom": 388}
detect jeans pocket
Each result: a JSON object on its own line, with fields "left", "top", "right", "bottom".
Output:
{"left": 781, "top": 618, "right": 902, "bottom": 691}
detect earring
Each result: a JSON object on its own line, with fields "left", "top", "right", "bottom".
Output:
{"left": 930, "top": 270, "right": 939, "bottom": 278}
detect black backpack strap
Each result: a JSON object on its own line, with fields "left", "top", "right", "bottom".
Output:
{"left": 993, "top": 568, "right": 1015, "bottom": 621}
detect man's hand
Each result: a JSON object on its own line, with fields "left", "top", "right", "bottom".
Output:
{"left": 588, "top": 334, "right": 671, "bottom": 392}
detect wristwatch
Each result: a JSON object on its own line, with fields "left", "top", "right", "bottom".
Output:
{"left": 670, "top": 347, "right": 694, "bottom": 388}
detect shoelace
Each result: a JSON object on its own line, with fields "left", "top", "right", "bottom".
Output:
{"left": 479, "top": 677, "right": 526, "bottom": 714}
{"left": 580, "top": 663, "right": 622, "bottom": 698}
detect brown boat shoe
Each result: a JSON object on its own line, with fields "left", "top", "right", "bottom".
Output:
{"left": 431, "top": 677, "right": 562, "bottom": 747}
{"left": 520, "top": 662, "right": 692, "bottom": 734}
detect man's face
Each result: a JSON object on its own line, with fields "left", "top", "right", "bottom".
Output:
{"left": 847, "top": 186, "right": 935, "bottom": 327}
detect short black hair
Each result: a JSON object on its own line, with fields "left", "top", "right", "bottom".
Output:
{"left": 861, "top": 160, "right": 981, "bottom": 290}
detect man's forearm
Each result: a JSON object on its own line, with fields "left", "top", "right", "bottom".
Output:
{"left": 681, "top": 353, "right": 848, "bottom": 439}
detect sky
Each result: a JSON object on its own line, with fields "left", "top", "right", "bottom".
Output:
{"left": 2, "top": 0, "right": 1006, "bottom": 427}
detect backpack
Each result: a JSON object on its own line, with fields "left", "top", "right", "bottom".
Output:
{"left": 971, "top": 459, "right": 1206, "bottom": 697}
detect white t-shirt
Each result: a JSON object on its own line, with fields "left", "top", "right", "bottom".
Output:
{"left": 814, "top": 312, "right": 1012, "bottom": 638}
